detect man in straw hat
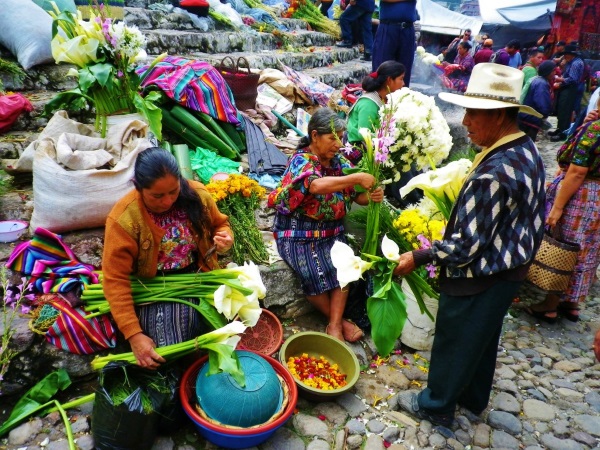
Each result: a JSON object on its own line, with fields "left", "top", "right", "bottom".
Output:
{"left": 393, "top": 63, "right": 547, "bottom": 427}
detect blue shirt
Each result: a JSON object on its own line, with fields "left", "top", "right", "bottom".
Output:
{"left": 379, "top": 0, "right": 417, "bottom": 21}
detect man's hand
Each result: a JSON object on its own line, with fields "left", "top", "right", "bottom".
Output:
{"left": 393, "top": 252, "right": 416, "bottom": 276}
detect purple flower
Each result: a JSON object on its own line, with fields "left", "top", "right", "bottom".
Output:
{"left": 342, "top": 142, "right": 355, "bottom": 156}
{"left": 20, "top": 305, "right": 31, "bottom": 314}
{"left": 425, "top": 264, "right": 437, "bottom": 278}
{"left": 417, "top": 234, "right": 432, "bottom": 249}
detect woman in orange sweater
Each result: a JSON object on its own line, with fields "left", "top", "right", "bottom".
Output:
{"left": 102, "top": 147, "right": 233, "bottom": 369}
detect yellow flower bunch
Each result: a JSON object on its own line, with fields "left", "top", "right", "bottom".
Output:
{"left": 206, "top": 174, "right": 268, "bottom": 265}
{"left": 392, "top": 209, "right": 444, "bottom": 250}
{"left": 206, "top": 174, "right": 266, "bottom": 203}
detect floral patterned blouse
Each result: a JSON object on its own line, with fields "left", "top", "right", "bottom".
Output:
{"left": 147, "top": 207, "right": 197, "bottom": 271}
{"left": 267, "top": 149, "right": 357, "bottom": 221}
{"left": 557, "top": 120, "right": 600, "bottom": 178}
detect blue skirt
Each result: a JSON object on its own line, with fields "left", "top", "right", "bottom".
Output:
{"left": 273, "top": 214, "right": 347, "bottom": 296}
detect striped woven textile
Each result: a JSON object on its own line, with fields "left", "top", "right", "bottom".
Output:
{"left": 74, "top": 0, "right": 124, "bottom": 20}
{"left": 46, "top": 299, "right": 116, "bottom": 354}
{"left": 6, "top": 228, "right": 98, "bottom": 294}
{"left": 137, "top": 55, "right": 241, "bottom": 125}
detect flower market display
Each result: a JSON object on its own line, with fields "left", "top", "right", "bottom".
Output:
{"left": 335, "top": 87, "right": 456, "bottom": 356}
{"left": 283, "top": 0, "right": 341, "bottom": 38}
{"left": 206, "top": 174, "right": 269, "bottom": 265}
{"left": 46, "top": 4, "right": 163, "bottom": 138}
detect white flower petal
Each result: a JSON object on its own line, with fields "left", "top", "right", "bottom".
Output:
{"left": 381, "top": 234, "right": 400, "bottom": 262}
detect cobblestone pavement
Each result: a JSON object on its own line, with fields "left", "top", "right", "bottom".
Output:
{"left": 2, "top": 125, "right": 600, "bottom": 450}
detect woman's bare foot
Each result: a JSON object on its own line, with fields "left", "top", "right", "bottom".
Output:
{"left": 342, "top": 319, "right": 364, "bottom": 342}
{"left": 326, "top": 323, "right": 344, "bottom": 341}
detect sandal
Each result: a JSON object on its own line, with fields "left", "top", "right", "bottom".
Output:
{"left": 558, "top": 303, "right": 580, "bottom": 323}
{"left": 342, "top": 320, "right": 364, "bottom": 343}
{"left": 525, "top": 307, "right": 558, "bottom": 324}
{"left": 326, "top": 324, "right": 344, "bottom": 342}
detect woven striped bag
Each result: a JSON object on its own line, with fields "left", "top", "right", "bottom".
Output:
{"left": 526, "top": 229, "right": 580, "bottom": 294}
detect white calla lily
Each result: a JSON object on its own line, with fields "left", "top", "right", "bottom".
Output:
{"left": 381, "top": 234, "right": 401, "bottom": 262}
{"left": 330, "top": 240, "right": 373, "bottom": 289}
{"left": 237, "top": 297, "right": 262, "bottom": 327}
{"left": 201, "top": 320, "right": 247, "bottom": 348}
{"left": 227, "top": 261, "right": 267, "bottom": 299}
{"left": 213, "top": 285, "right": 257, "bottom": 320}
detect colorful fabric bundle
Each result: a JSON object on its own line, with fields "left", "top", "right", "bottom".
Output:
{"left": 137, "top": 56, "right": 241, "bottom": 125}
{"left": 46, "top": 298, "right": 117, "bottom": 354}
{"left": 6, "top": 227, "right": 98, "bottom": 294}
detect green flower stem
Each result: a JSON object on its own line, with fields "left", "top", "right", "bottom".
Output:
{"left": 52, "top": 400, "right": 76, "bottom": 450}
{"left": 46, "top": 393, "right": 96, "bottom": 413}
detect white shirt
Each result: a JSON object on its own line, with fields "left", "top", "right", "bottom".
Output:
{"left": 587, "top": 87, "right": 600, "bottom": 115}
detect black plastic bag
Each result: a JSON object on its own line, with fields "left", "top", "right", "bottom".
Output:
{"left": 92, "top": 361, "right": 176, "bottom": 450}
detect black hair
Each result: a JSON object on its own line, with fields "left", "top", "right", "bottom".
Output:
{"left": 133, "top": 146, "right": 212, "bottom": 238}
{"left": 507, "top": 39, "right": 521, "bottom": 50}
{"left": 362, "top": 60, "right": 406, "bottom": 92}
{"left": 458, "top": 41, "right": 472, "bottom": 50}
{"left": 528, "top": 48, "right": 542, "bottom": 58}
{"left": 297, "top": 108, "right": 345, "bottom": 149}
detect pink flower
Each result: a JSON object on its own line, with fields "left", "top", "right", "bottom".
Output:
{"left": 417, "top": 234, "right": 432, "bottom": 249}
{"left": 426, "top": 263, "right": 437, "bottom": 278}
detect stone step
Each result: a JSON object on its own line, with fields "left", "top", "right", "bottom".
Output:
{"left": 303, "top": 60, "right": 370, "bottom": 90}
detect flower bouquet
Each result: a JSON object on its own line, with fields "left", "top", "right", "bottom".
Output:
{"left": 205, "top": 174, "right": 269, "bottom": 265}
{"left": 46, "top": 4, "right": 163, "bottom": 138}
{"left": 335, "top": 88, "right": 453, "bottom": 356}
{"left": 378, "top": 87, "right": 453, "bottom": 182}
{"left": 85, "top": 261, "right": 268, "bottom": 386}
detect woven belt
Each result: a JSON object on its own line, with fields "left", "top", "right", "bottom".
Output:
{"left": 380, "top": 20, "right": 413, "bottom": 28}
{"left": 274, "top": 226, "right": 344, "bottom": 239}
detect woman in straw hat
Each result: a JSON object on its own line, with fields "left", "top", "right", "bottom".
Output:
{"left": 392, "top": 63, "right": 547, "bottom": 427}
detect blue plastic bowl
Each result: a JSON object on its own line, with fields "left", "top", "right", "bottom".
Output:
{"left": 180, "top": 352, "right": 298, "bottom": 449}
{"left": 195, "top": 350, "right": 283, "bottom": 427}
{"left": 186, "top": 419, "right": 280, "bottom": 449}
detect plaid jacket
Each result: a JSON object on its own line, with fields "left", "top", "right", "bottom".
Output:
{"left": 433, "top": 135, "right": 546, "bottom": 280}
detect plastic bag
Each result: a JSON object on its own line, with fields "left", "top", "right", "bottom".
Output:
{"left": 206, "top": 0, "right": 245, "bottom": 27}
{"left": 190, "top": 146, "right": 240, "bottom": 183}
{"left": 92, "top": 362, "right": 177, "bottom": 450}
{"left": 0, "top": 93, "right": 33, "bottom": 133}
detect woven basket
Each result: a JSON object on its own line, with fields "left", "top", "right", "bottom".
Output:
{"left": 526, "top": 230, "right": 580, "bottom": 294}
{"left": 238, "top": 309, "right": 283, "bottom": 356}
{"left": 217, "top": 57, "right": 260, "bottom": 111}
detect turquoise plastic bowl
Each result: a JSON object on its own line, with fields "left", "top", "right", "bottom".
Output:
{"left": 195, "top": 350, "right": 283, "bottom": 427}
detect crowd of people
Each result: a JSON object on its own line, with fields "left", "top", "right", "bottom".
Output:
{"left": 97, "top": 7, "right": 600, "bottom": 432}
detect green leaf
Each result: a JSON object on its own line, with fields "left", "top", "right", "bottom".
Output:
{"left": 42, "top": 89, "right": 91, "bottom": 117}
{"left": 367, "top": 277, "right": 407, "bottom": 357}
{"left": 197, "top": 300, "right": 228, "bottom": 330}
{"left": 342, "top": 167, "right": 365, "bottom": 175}
{"left": 0, "top": 369, "right": 71, "bottom": 437}
{"left": 88, "top": 63, "right": 114, "bottom": 88}
{"left": 204, "top": 344, "right": 246, "bottom": 387}
{"left": 133, "top": 92, "right": 163, "bottom": 141}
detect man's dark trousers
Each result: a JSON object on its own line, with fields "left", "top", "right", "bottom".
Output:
{"left": 417, "top": 280, "right": 522, "bottom": 415}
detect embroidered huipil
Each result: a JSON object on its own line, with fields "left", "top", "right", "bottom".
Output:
{"left": 557, "top": 120, "right": 600, "bottom": 178}
{"left": 267, "top": 149, "right": 357, "bottom": 221}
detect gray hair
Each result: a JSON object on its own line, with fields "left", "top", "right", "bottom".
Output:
{"left": 297, "top": 108, "right": 346, "bottom": 149}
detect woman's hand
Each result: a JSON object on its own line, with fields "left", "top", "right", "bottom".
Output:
{"left": 546, "top": 205, "right": 563, "bottom": 227}
{"left": 356, "top": 186, "right": 384, "bottom": 205}
{"left": 213, "top": 230, "right": 233, "bottom": 253}
{"left": 393, "top": 252, "right": 416, "bottom": 276}
{"left": 584, "top": 109, "right": 599, "bottom": 124}
{"left": 129, "top": 332, "right": 165, "bottom": 369}
{"left": 354, "top": 173, "right": 377, "bottom": 191}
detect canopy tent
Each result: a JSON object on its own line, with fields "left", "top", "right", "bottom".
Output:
{"left": 478, "top": 0, "right": 555, "bottom": 28}
{"left": 416, "top": 0, "right": 483, "bottom": 36}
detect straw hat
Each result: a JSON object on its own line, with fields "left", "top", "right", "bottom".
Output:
{"left": 438, "top": 63, "right": 542, "bottom": 118}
